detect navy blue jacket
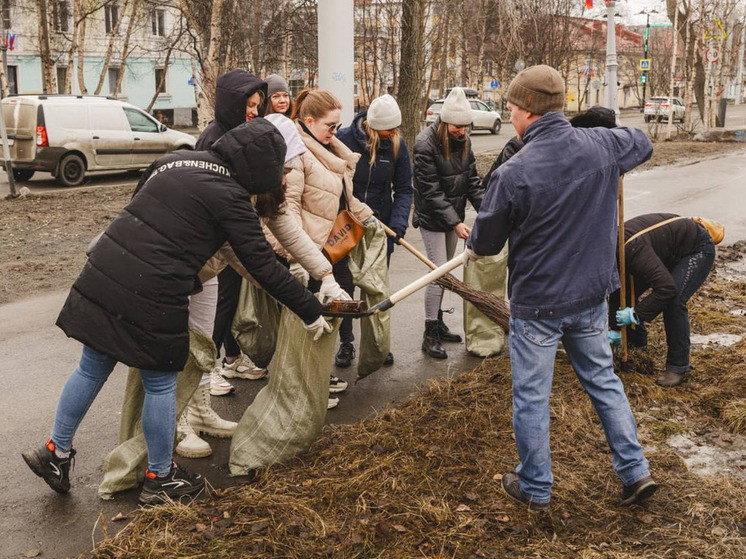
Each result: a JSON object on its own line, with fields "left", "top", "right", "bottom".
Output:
{"left": 468, "top": 112, "right": 653, "bottom": 320}
{"left": 337, "top": 111, "right": 413, "bottom": 239}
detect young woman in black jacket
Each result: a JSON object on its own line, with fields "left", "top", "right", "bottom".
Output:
{"left": 413, "top": 88, "right": 484, "bottom": 359}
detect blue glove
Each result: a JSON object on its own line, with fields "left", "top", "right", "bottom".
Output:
{"left": 608, "top": 330, "right": 622, "bottom": 347}
{"left": 616, "top": 307, "right": 640, "bottom": 327}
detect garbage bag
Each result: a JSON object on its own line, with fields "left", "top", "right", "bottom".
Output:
{"left": 232, "top": 279, "right": 281, "bottom": 369}
{"left": 229, "top": 307, "right": 339, "bottom": 475}
{"left": 463, "top": 247, "right": 508, "bottom": 357}
{"left": 98, "top": 329, "right": 216, "bottom": 499}
{"left": 348, "top": 222, "right": 391, "bottom": 379}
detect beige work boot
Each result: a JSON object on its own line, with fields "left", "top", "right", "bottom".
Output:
{"left": 175, "top": 411, "right": 212, "bottom": 458}
{"left": 187, "top": 385, "right": 238, "bottom": 438}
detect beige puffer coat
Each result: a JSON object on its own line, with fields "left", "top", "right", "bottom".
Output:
{"left": 265, "top": 123, "right": 373, "bottom": 259}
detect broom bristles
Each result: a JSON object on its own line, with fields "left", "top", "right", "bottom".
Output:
{"left": 435, "top": 274, "right": 510, "bottom": 331}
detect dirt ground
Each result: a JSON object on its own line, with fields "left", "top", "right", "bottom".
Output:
{"left": 2, "top": 141, "right": 744, "bottom": 307}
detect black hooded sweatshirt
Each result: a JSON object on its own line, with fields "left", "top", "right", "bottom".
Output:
{"left": 57, "top": 119, "right": 322, "bottom": 372}
{"left": 196, "top": 70, "right": 267, "bottom": 151}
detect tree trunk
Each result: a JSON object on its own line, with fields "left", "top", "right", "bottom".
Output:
{"left": 63, "top": 0, "right": 82, "bottom": 94}
{"left": 77, "top": 13, "right": 88, "bottom": 94}
{"left": 94, "top": 0, "right": 130, "bottom": 95}
{"left": 189, "top": 0, "right": 226, "bottom": 129}
{"left": 398, "top": 0, "right": 426, "bottom": 153}
{"left": 36, "top": 0, "right": 56, "bottom": 93}
{"left": 146, "top": 47, "right": 172, "bottom": 112}
{"left": 113, "top": 0, "right": 141, "bottom": 96}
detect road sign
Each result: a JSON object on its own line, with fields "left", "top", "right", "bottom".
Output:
{"left": 591, "top": 80, "right": 601, "bottom": 90}
{"left": 490, "top": 79, "right": 499, "bottom": 89}
{"left": 639, "top": 59, "right": 651, "bottom": 71}
{"left": 705, "top": 48, "right": 720, "bottom": 63}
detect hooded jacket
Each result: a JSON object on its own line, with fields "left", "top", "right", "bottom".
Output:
{"left": 57, "top": 119, "right": 322, "bottom": 372}
{"left": 195, "top": 70, "right": 267, "bottom": 151}
{"left": 337, "top": 110, "right": 413, "bottom": 238}
{"left": 412, "top": 119, "right": 484, "bottom": 232}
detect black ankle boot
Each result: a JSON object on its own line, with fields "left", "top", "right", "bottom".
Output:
{"left": 438, "top": 310, "right": 462, "bottom": 343}
{"left": 422, "top": 320, "right": 447, "bottom": 359}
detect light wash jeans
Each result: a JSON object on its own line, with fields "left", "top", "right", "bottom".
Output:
{"left": 509, "top": 300, "right": 650, "bottom": 504}
{"left": 51, "top": 345, "right": 177, "bottom": 476}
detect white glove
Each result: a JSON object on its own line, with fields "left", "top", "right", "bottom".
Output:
{"left": 303, "top": 315, "right": 333, "bottom": 341}
{"left": 289, "top": 262, "right": 309, "bottom": 287}
{"left": 464, "top": 247, "right": 484, "bottom": 262}
{"left": 319, "top": 275, "right": 351, "bottom": 304}
{"left": 363, "top": 216, "right": 383, "bottom": 231}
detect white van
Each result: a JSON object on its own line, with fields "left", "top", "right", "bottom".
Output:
{"left": 1, "top": 95, "right": 196, "bottom": 186}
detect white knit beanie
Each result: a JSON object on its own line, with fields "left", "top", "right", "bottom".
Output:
{"left": 367, "top": 94, "right": 402, "bottom": 130}
{"left": 440, "top": 87, "right": 472, "bottom": 126}
{"left": 264, "top": 113, "right": 306, "bottom": 163}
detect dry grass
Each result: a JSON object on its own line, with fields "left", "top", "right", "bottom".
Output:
{"left": 84, "top": 245, "right": 746, "bottom": 558}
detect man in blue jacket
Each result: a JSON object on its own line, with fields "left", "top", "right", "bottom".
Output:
{"left": 467, "top": 65, "right": 657, "bottom": 510}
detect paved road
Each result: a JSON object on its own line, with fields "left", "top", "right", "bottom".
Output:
{"left": 2, "top": 125, "right": 746, "bottom": 558}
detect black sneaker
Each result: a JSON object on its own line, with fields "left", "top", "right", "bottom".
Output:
{"left": 620, "top": 476, "right": 658, "bottom": 506}
{"left": 383, "top": 352, "right": 394, "bottom": 366}
{"left": 501, "top": 472, "right": 549, "bottom": 512}
{"left": 22, "top": 438, "right": 76, "bottom": 494}
{"left": 335, "top": 342, "right": 355, "bottom": 368}
{"left": 138, "top": 462, "right": 205, "bottom": 505}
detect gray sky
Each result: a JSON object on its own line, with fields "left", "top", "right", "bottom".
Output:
{"left": 585, "top": 0, "right": 671, "bottom": 26}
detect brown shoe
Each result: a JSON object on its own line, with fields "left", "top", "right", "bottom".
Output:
{"left": 656, "top": 370, "right": 686, "bottom": 387}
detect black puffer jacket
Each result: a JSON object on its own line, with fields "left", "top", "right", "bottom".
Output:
{"left": 412, "top": 119, "right": 484, "bottom": 232}
{"left": 57, "top": 120, "right": 322, "bottom": 372}
{"left": 196, "top": 70, "right": 267, "bottom": 151}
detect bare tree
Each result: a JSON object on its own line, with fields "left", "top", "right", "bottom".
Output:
{"left": 399, "top": 0, "right": 426, "bottom": 151}
{"left": 36, "top": 0, "right": 57, "bottom": 93}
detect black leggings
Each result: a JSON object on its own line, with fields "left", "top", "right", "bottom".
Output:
{"left": 212, "top": 266, "right": 242, "bottom": 358}
{"left": 309, "top": 256, "right": 355, "bottom": 343}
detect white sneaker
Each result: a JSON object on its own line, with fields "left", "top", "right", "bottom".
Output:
{"left": 327, "top": 395, "right": 339, "bottom": 410}
{"left": 329, "top": 375, "right": 348, "bottom": 393}
{"left": 175, "top": 411, "right": 212, "bottom": 458}
{"left": 220, "top": 354, "right": 267, "bottom": 380}
{"left": 187, "top": 385, "right": 237, "bottom": 438}
{"left": 209, "top": 366, "right": 235, "bottom": 396}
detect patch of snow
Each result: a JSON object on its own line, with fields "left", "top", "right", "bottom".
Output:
{"left": 667, "top": 432, "right": 746, "bottom": 481}
{"left": 690, "top": 333, "right": 743, "bottom": 347}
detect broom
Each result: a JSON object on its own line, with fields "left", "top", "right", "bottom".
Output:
{"left": 380, "top": 222, "right": 511, "bottom": 331}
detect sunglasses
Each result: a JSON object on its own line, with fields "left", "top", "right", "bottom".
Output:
{"left": 324, "top": 122, "right": 342, "bottom": 133}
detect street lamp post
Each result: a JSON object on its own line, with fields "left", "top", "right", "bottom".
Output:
{"left": 604, "top": 1, "right": 619, "bottom": 117}
{"left": 641, "top": 14, "right": 650, "bottom": 110}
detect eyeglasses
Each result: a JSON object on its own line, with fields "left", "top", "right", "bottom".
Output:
{"left": 324, "top": 122, "right": 342, "bottom": 133}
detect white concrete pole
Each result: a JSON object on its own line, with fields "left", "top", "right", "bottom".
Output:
{"left": 318, "top": 0, "right": 355, "bottom": 126}
{"left": 604, "top": 1, "right": 619, "bottom": 117}
{"left": 735, "top": 19, "right": 746, "bottom": 105}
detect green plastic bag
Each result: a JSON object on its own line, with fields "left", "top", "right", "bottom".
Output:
{"left": 229, "top": 308, "right": 340, "bottom": 475}
{"left": 462, "top": 247, "right": 508, "bottom": 357}
{"left": 348, "top": 223, "right": 391, "bottom": 379}
{"left": 98, "top": 329, "right": 216, "bottom": 499}
{"left": 232, "top": 279, "right": 281, "bottom": 369}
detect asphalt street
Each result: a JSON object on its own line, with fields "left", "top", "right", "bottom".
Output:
{"left": 1, "top": 112, "right": 746, "bottom": 558}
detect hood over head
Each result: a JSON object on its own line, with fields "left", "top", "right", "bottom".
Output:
{"left": 214, "top": 70, "right": 268, "bottom": 132}
{"left": 211, "top": 118, "right": 286, "bottom": 195}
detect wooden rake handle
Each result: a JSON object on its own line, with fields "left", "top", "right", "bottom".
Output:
{"left": 379, "top": 222, "right": 439, "bottom": 271}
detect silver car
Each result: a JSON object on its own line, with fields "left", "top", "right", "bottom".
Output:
{"left": 425, "top": 98, "right": 502, "bottom": 134}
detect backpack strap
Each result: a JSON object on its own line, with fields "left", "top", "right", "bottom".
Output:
{"left": 624, "top": 216, "right": 688, "bottom": 246}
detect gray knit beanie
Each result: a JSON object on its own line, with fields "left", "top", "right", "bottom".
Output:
{"left": 506, "top": 65, "right": 565, "bottom": 115}
{"left": 265, "top": 74, "right": 290, "bottom": 98}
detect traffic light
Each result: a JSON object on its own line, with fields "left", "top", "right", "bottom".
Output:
{"left": 641, "top": 74, "right": 647, "bottom": 84}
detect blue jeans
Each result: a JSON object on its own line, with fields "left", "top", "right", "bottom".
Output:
{"left": 509, "top": 300, "right": 650, "bottom": 503}
{"left": 51, "top": 345, "right": 177, "bottom": 476}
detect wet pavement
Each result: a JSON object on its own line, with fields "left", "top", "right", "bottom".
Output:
{"left": 2, "top": 148, "right": 746, "bottom": 558}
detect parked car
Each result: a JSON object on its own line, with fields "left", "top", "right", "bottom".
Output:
{"left": 0, "top": 95, "right": 196, "bottom": 186}
{"left": 644, "top": 96, "right": 685, "bottom": 123}
{"left": 425, "top": 98, "right": 502, "bottom": 134}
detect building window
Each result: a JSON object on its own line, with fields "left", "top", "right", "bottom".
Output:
{"left": 151, "top": 9, "right": 165, "bottom": 36}
{"left": 54, "top": 1, "right": 70, "bottom": 32}
{"left": 108, "top": 67, "right": 120, "bottom": 95}
{"left": 7, "top": 65, "right": 17, "bottom": 95}
{"left": 56, "top": 67, "right": 67, "bottom": 93}
{"left": 104, "top": 4, "right": 119, "bottom": 34}
{"left": 3, "top": 1, "right": 11, "bottom": 30}
{"left": 154, "top": 68, "right": 167, "bottom": 94}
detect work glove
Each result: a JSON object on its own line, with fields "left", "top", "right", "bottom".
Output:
{"left": 464, "top": 247, "right": 484, "bottom": 262}
{"left": 364, "top": 216, "right": 383, "bottom": 231}
{"left": 303, "top": 315, "right": 333, "bottom": 341}
{"left": 392, "top": 225, "right": 407, "bottom": 242}
{"left": 319, "top": 275, "right": 351, "bottom": 304}
{"left": 289, "top": 262, "right": 309, "bottom": 287}
{"left": 616, "top": 307, "right": 640, "bottom": 327}
{"left": 608, "top": 330, "right": 622, "bottom": 347}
